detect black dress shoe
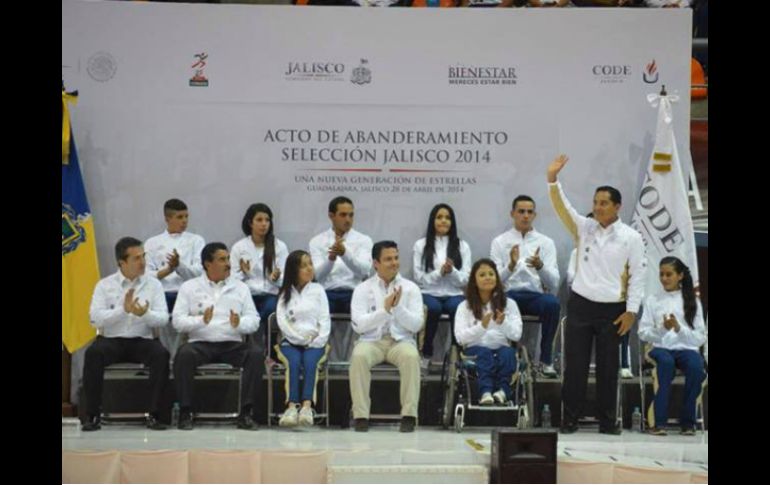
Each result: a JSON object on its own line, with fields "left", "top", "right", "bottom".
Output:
{"left": 599, "top": 425, "right": 622, "bottom": 435}
{"left": 81, "top": 416, "right": 101, "bottom": 432}
{"left": 354, "top": 418, "right": 369, "bottom": 432}
{"left": 399, "top": 416, "right": 416, "bottom": 433}
{"left": 559, "top": 422, "right": 578, "bottom": 434}
{"left": 146, "top": 414, "right": 167, "bottom": 431}
{"left": 236, "top": 414, "right": 258, "bottom": 431}
{"left": 178, "top": 412, "right": 194, "bottom": 431}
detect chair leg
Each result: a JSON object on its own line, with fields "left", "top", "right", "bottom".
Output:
{"left": 616, "top": 377, "right": 622, "bottom": 428}
{"left": 324, "top": 367, "right": 330, "bottom": 428}
{"left": 237, "top": 368, "right": 243, "bottom": 420}
{"left": 638, "top": 355, "right": 645, "bottom": 432}
{"left": 267, "top": 366, "right": 273, "bottom": 428}
{"left": 697, "top": 378, "right": 707, "bottom": 433}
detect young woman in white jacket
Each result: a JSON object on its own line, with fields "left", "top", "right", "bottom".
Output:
{"left": 413, "top": 203, "right": 471, "bottom": 364}
{"left": 275, "top": 250, "right": 331, "bottom": 427}
{"left": 638, "top": 256, "right": 706, "bottom": 436}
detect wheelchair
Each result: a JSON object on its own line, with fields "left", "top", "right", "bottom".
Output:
{"left": 441, "top": 341, "right": 535, "bottom": 433}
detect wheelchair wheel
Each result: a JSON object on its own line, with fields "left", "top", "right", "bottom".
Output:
{"left": 442, "top": 347, "right": 459, "bottom": 429}
{"left": 517, "top": 403, "right": 530, "bottom": 429}
{"left": 519, "top": 345, "right": 536, "bottom": 427}
{"left": 525, "top": 375, "right": 534, "bottom": 427}
{"left": 454, "top": 403, "right": 464, "bottom": 433}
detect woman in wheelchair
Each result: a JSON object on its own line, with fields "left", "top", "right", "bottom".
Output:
{"left": 275, "top": 250, "right": 331, "bottom": 427}
{"left": 454, "top": 258, "right": 523, "bottom": 405}
{"left": 638, "top": 257, "right": 706, "bottom": 436}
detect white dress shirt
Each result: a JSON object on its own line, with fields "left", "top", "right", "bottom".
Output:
{"left": 638, "top": 290, "right": 706, "bottom": 351}
{"left": 309, "top": 228, "right": 373, "bottom": 291}
{"left": 548, "top": 181, "right": 647, "bottom": 313}
{"left": 172, "top": 274, "right": 259, "bottom": 343}
{"left": 89, "top": 271, "right": 169, "bottom": 339}
{"left": 412, "top": 236, "right": 471, "bottom": 297}
{"left": 351, "top": 274, "right": 424, "bottom": 345}
{"left": 145, "top": 230, "right": 206, "bottom": 292}
{"left": 567, "top": 248, "right": 577, "bottom": 287}
{"left": 454, "top": 299, "right": 523, "bottom": 350}
{"left": 276, "top": 282, "right": 331, "bottom": 348}
{"left": 230, "top": 236, "right": 289, "bottom": 296}
{"left": 490, "top": 228, "right": 560, "bottom": 294}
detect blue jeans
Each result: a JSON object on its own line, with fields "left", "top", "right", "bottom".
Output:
{"left": 506, "top": 290, "right": 560, "bottom": 365}
{"left": 278, "top": 343, "right": 325, "bottom": 404}
{"left": 325, "top": 290, "right": 353, "bottom": 314}
{"left": 648, "top": 348, "right": 706, "bottom": 429}
{"left": 464, "top": 345, "right": 517, "bottom": 400}
{"left": 252, "top": 294, "right": 278, "bottom": 353}
{"left": 164, "top": 292, "right": 178, "bottom": 312}
{"left": 421, "top": 294, "right": 465, "bottom": 358}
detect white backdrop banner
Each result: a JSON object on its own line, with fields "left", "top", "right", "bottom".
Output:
{"left": 62, "top": 1, "right": 692, "bottom": 281}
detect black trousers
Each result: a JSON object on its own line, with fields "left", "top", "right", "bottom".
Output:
{"left": 562, "top": 291, "right": 626, "bottom": 430}
{"left": 83, "top": 336, "right": 170, "bottom": 417}
{"left": 173, "top": 341, "right": 263, "bottom": 412}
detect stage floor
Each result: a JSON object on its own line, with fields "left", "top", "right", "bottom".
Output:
{"left": 63, "top": 421, "right": 707, "bottom": 473}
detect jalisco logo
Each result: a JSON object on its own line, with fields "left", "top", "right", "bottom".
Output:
{"left": 448, "top": 65, "right": 517, "bottom": 86}
{"left": 285, "top": 61, "right": 347, "bottom": 82}
{"left": 643, "top": 59, "right": 659, "bottom": 84}
{"left": 592, "top": 64, "right": 632, "bottom": 84}
{"left": 284, "top": 62, "right": 345, "bottom": 76}
{"left": 350, "top": 59, "right": 372, "bottom": 85}
{"left": 189, "top": 53, "right": 209, "bottom": 87}
{"left": 283, "top": 59, "right": 372, "bottom": 84}
{"left": 87, "top": 52, "right": 117, "bottom": 82}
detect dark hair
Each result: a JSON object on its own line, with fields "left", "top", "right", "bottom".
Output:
{"left": 422, "top": 203, "right": 462, "bottom": 272}
{"left": 328, "top": 196, "right": 353, "bottom": 214}
{"left": 465, "top": 258, "right": 507, "bottom": 320}
{"left": 660, "top": 256, "right": 697, "bottom": 328}
{"left": 201, "top": 242, "right": 228, "bottom": 266}
{"left": 163, "top": 198, "right": 188, "bottom": 215}
{"left": 115, "top": 237, "right": 142, "bottom": 263}
{"left": 372, "top": 240, "right": 398, "bottom": 262}
{"left": 279, "top": 250, "right": 311, "bottom": 305}
{"left": 512, "top": 195, "right": 535, "bottom": 211}
{"left": 595, "top": 186, "right": 622, "bottom": 205}
{"left": 240, "top": 203, "right": 276, "bottom": 278}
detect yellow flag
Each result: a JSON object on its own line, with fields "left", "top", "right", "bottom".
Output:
{"left": 62, "top": 90, "right": 98, "bottom": 353}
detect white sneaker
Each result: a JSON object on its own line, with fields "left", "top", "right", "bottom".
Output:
{"left": 541, "top": 364, "right": 558, "bottom": 378}
{"left": 279, "top": 405, "right": 299, "bottom": 427}
{"left": 620, "top": 368, "right": 634, "bottom": 379}
{"left": 420, "top": 357, "right": 431, "bottom": 370}
{"left": 492, "top": 389, "right": 507, "bottom": 404}
{"left": 479, "top": 392, "right": 494, "bottom": 405}
{"left": 298, "top": 406, "right": 315, "bottom": 427}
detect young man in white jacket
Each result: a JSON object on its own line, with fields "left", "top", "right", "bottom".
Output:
{"left": 349, "top": 241, "right": 424, "bottom": 433}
